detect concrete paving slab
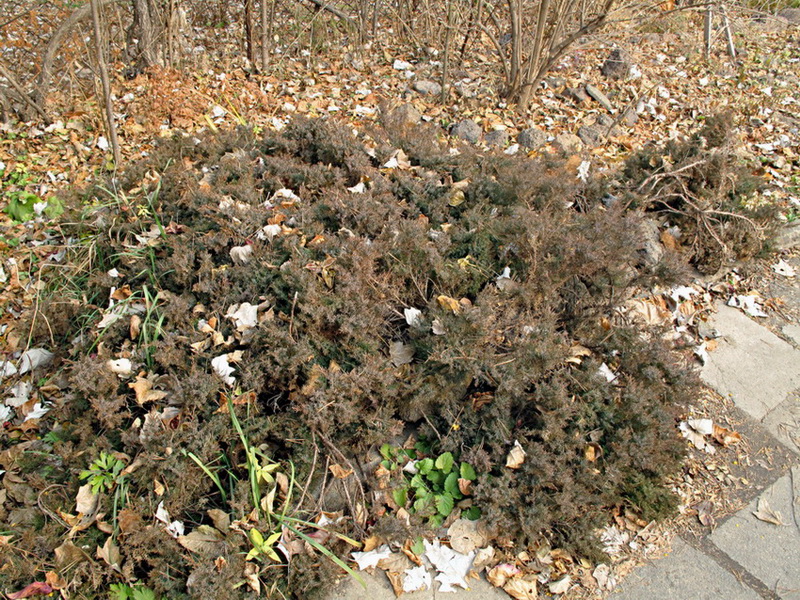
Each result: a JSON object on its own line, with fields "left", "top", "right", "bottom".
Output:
{"left": 701, "top": 304, "right": 800, "bottom": 420}
{"left": 762, "top": 394, "right": 800, "bottom": 456}
{"left": 710, "top": 473, "right": 800, "bottom": 599}
{"left": 607, "top": 537, "right": 760, "bottom": 600}
{"left": 784, "top": 323, "right": 800, "bottom": 347}
{"left": 327, "top": 570, "right": 509, "bottom": 600}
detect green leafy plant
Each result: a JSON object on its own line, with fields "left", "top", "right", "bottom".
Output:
{"left": 109, "top": 582, "right": 159, "bottom": 600}
{"left": 79, "top": 452, "right": 128, "bottom": 534}
{"left": 381, "top": 445, "right": 480, "bottom": 527}
{"left": 1, "top": 165, "right": 62, "bottom": 222}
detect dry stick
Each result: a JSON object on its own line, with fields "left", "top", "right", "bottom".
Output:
{"left": 0, "top": 60, "right": 50, "bottom": 123}
{"left": 91, "top": 0, "right": 121, "bottom": 168}
{"left": 261, "top": 0, "right": 269, "bottom": 71}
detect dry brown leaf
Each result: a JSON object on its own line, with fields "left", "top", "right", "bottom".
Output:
{"left": 712, "top": 424, "right": 742, "bottom": 447}
{"left": 505, "top": 441, "right": 526, "bottom": 469}
{"left": 178, "top": 525, "right": 226, "bottom": 555}
{"left": 752, "top": 497, "right": 783, "bottom": 525}
{"left": 75, "top": 483, "right": 98, "bottom": 516}
{"left": 243, "top": 562, "right": 261, "bottom": 594}
{"left": 458, "top": 478, "right": 473, "bottom": 496}
{"left": 54, "top": 540, "right": 87, "bottom": 568}
{"left": 329, "top": 463, "right": 354, "bottom": 479}
{"left": 96, "top": 536, "right": 121, "bottom": 570}
{"left": 696, "top": 500, "right": 715, "bottom": 527}
{"left": 130, "top": 314, "right": 141, "bottom": 339}
{"left": 584, "top": 442, "right": 603, "bottom": 463}
{"left": 118, "top": 508, "right": 142, "bottom": 533}
{"left": 503, "top": 577, "right": 538, "bottom": 600}
{"left": 362, "top": 535, "right": 383, "bottom": 552}
{"left": 386, "top": 570, "right": 405, "bottom": 597}
{"left": 487, "top": 563, "right": 521, "bottom": 587}
{"left": 437, "top": 295, "right": 461, "bottom": 314}
{"left": 207, "top": 508, "right": 231, "bottom": 532}
{"left": 447, "top": 518, "right": 487, "bottom": 554}
{"left": 128, "top": 373, "right": 168, "bottom": 406}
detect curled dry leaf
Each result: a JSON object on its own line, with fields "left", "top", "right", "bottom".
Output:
{"left": 128, "top": 373, "right": 168, "bottom": 406}
{"left": 178, "top": 525, "right": 226, "bottom": 556}
{"left": 752, "top": 497, "right": 783, "bottom": 526}
{"left": 548, "top": 575, "right": 571, "bottom": 595}
{"left": 712, "top": 424, "right": 742, "bottom": 447}
{"left": 503, "top": 576, "right": 538, "bottom": 600}
{"left": 96, "top": 536, "right": 121, "bottom": 570}
{"left": 487, "top": 563, "right": 521, "bottom": 587}
{"left": 447, "top": 518, "right": 487, "bottom": 554}
{"left": 329, "top": 463, "right": 354, "bottom": 479}
{"left": 436, "top": 295, "right": 461, "bottom": 314}
{"left": 505, "top": 440, "right": 526, "bottom": 469}
{"left": 229, "top": 244, "right": 253, "bottom": 265}
{"left": 584, "top": 442, "right": 603, "bottom": 462}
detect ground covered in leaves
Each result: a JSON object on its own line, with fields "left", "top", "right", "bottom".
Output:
{"left": 1, "top": 6, "right": 799, "bottom": 600}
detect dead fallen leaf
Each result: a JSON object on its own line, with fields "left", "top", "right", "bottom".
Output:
{"left": 437, "top": 295, "right": 461, "bottom": 314}
{"left": 74, "top": 483, "right": 98, "bottom": 516}
{"left": 712, "top": 424, "right": 742, "bottom": 447}
{"left": 54, "top": 540, "right": 87, "bottom": 568}
{"left": 505, "top": 440, "right": 526, "bottom": 469}
{"left": 696, "top": 500, "right": 715, "bottom": 527}
{"left": 178, "top": 525, "right": 226, "bottom": 555}
{"left": 7, "top": 582, "right": 54, "bottom": 599}
{"left": 329, "top": 463, "right": 353, "bottom": 479}
{"left": 128, "top": 373, "right": 168, "bottom": 406}
{"left": 584, "top": 442, "right": 603, "bottom": 463}
{"left": 752, "top": 497, "right": 783, "bottom": 526}
{"left": 447, "top": 518, "right": 486, "bottom": 554}
{"left": 96, "top": 536, "right": 121, "bottom": 570}
{"left": 548, "top": 575, "right": 571, "bottom": 595}
{"left": 487, "top": 563, "right": 521, "bottom": 587}
{"left": 503, "top": 576, "right": 538, "bottom": 600}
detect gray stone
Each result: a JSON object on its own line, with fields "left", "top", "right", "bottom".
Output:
{"left": 596, "top": 113, "right": 614, "bottom": 127}
{"left": 518, "top": 126, "right": 547, "bottom": 150}
{"left": 563, "top": 86, "right": 590, "bottom": 105}
{"left": 601, "top": 48, "right": 631, "bottom": 80}
{"left": 484, "top": 129, "right": 508, "bottom": 148}
{"left": 778, "top": 7, "right": 800, "bottom": 23}
{"left": 544, "top": 76, "right": 566, "bottom": 90}
{"left": 412, "top": 79, "right": 442, "bottom": 96}
{"left": 577, "top": 125, "right": 603, "bottom": 147}
{"left": 585, "top": 83, "right": 614, "bottom": 112}
{"left": 451, "top": 119, "right": 482, "bottom": 143}
{"left": 387, "top": 103, "right": 421, "bottom": 128}
{"left": 775, "top": 222, "right": 800, "bottom": 251}
{"left": 710, "top": 473, "right": 800, "bottom": 599}
{"left": 328, "top": 570, "right": 509, "bottom": 600}
{"left": 624, "top": 108, "right": 639, "bottom": 126}
{"left": 608, "top": 538, "right": 760, "bottom": 600}
{"left": 701, "top": 304, "right": 800, "bottom": 421}
{"left": 553, "top": 132, "right": 583, "bottom": 154}
{"left": 638, "top": 218, "right": 664, "bottom": 266}
{"left": 762, "top": 394, "right": 800, "bottom": 455}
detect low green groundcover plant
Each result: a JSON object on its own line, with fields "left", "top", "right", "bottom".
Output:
{"left": 3, "top": 115, "right": 766, "bottom": 598}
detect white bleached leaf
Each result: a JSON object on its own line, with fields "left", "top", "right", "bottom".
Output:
{"left": 669, "top": 286, "right": 697, "bottom": 303}
{"left": 423, "top": 539, "right": 475, "bottom": 592}
{"left": 75, "top": 483, "right": 99, "bottom": 515}
{"left": 687, "top": 418, "right": 713, "bottom": 435}
{"left": 0, "top": 405, "right": 12, "bottom": 422}
{"left": 352, "top": 544, "right": 391, "bottom": 570}
{"left": 257, "top": 224, "right": 282, "bottom": 241}
{"left": 272, "top": 188, "right": 301, "bottom": 202}
{"left": 393, "top": 59, "right": 413, "bottom": 70}
{"left": 505, "top": 440, "right": 526, "bottom": 469}
{"left": 496, "top": 266, "right": 516, "bottom": 291}
{"left": 577, "top": 160, "right": 591, "bottom": 182}
{"left": 679, "top": 420, "right": 716, "bottom": 454}
{"left": 229, "top": 245, "right": 253, "bottom": 265}
{"left": 402, "top": 460, "right": 418, "bottom": 474}
{"left": 772, "top": 259, "right": 796, "bottom": 277}
{"left": 727, "top": 294, "right": 768, "bottom": 318}
{"left": 548, "top": 575, "right": 571, "bottom": 595}
{"left": 404, "top": 307, "right": 423, "bottom": 327}
{"left": 18, "top": 348, "right": 54, "bottom": 374}
{"left": 347, "top": 181, "right": 366, "bottom": 194}
{"left": 155, "top": 501, "right": 170, "bottom": 524}
{"left": 24, "top": 402, "right": 50, "bottom": 421}
{"left": 107, "top": 268, "right": 120, "bottom": 278}
{"left": 382, "top": 156, "right": 399, "bottom": 169}
{"left": 598, "top": 363, "right": 617, "bottom": 383}
{"left": 211, "top": 105, "right": 226, "bottom": 119}
{"left": 390, "top": 341, "right": 414, "bottom": 366}
{"left": 226, "top": 302, "right": 259, "bottom": 332}
{"left": 693, "top": 342, "right": 709, "bottom": 365}
{"left": 403, "top": 565, "right": 432, "bottom": 592}
{"left": 212, "top": 354, "right": 236, "bottom": 386}
{"left": 504, "top": 144, "right": 520, "bottom": 155}
{"left": 97, "top": 136, "right": 109, "bottom": 151}
{"left": 432, "top": 318, "right": 445, "bottom": 335}
{"left": 1, "top": 361, "right": 18, "bottom": 379}
{"left": 6, "top": 381, "right": 32, "bottom": 407}
{"left": 107, "top": 358, "right": 133, "bottom": 376}
{"left": 592, "top": 564, "right": 616, "bottom": 590}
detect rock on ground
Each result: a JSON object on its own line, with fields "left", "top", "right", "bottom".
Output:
{"left": 518, "top": 126, "right": 547, "bottom": 150}
{"left": 451, "top": 119, "right": 482, "bottom": 143}
{"left": 601, "top": 48, "right": 632, "bottom": 80}
{"left": 484, "top": 129, "right": 508, "bottom": 148}
{"left": 386, "top": 103, "right": 421, "bottom": 128}
{"left": 412, "top": 79, "right": 442, "bottom": 96}
{"left": 553, "top": 132, "right": 583, "bottom": 154}
{"left": 585, "top": 83, "right": 614, "bottom": 112}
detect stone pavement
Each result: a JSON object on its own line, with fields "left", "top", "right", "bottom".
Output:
{"left": 329, "top": 291, "right": 800, "bottom": 600}
{"left": 611, "top": 300, "right": 800, "bottom": 600}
